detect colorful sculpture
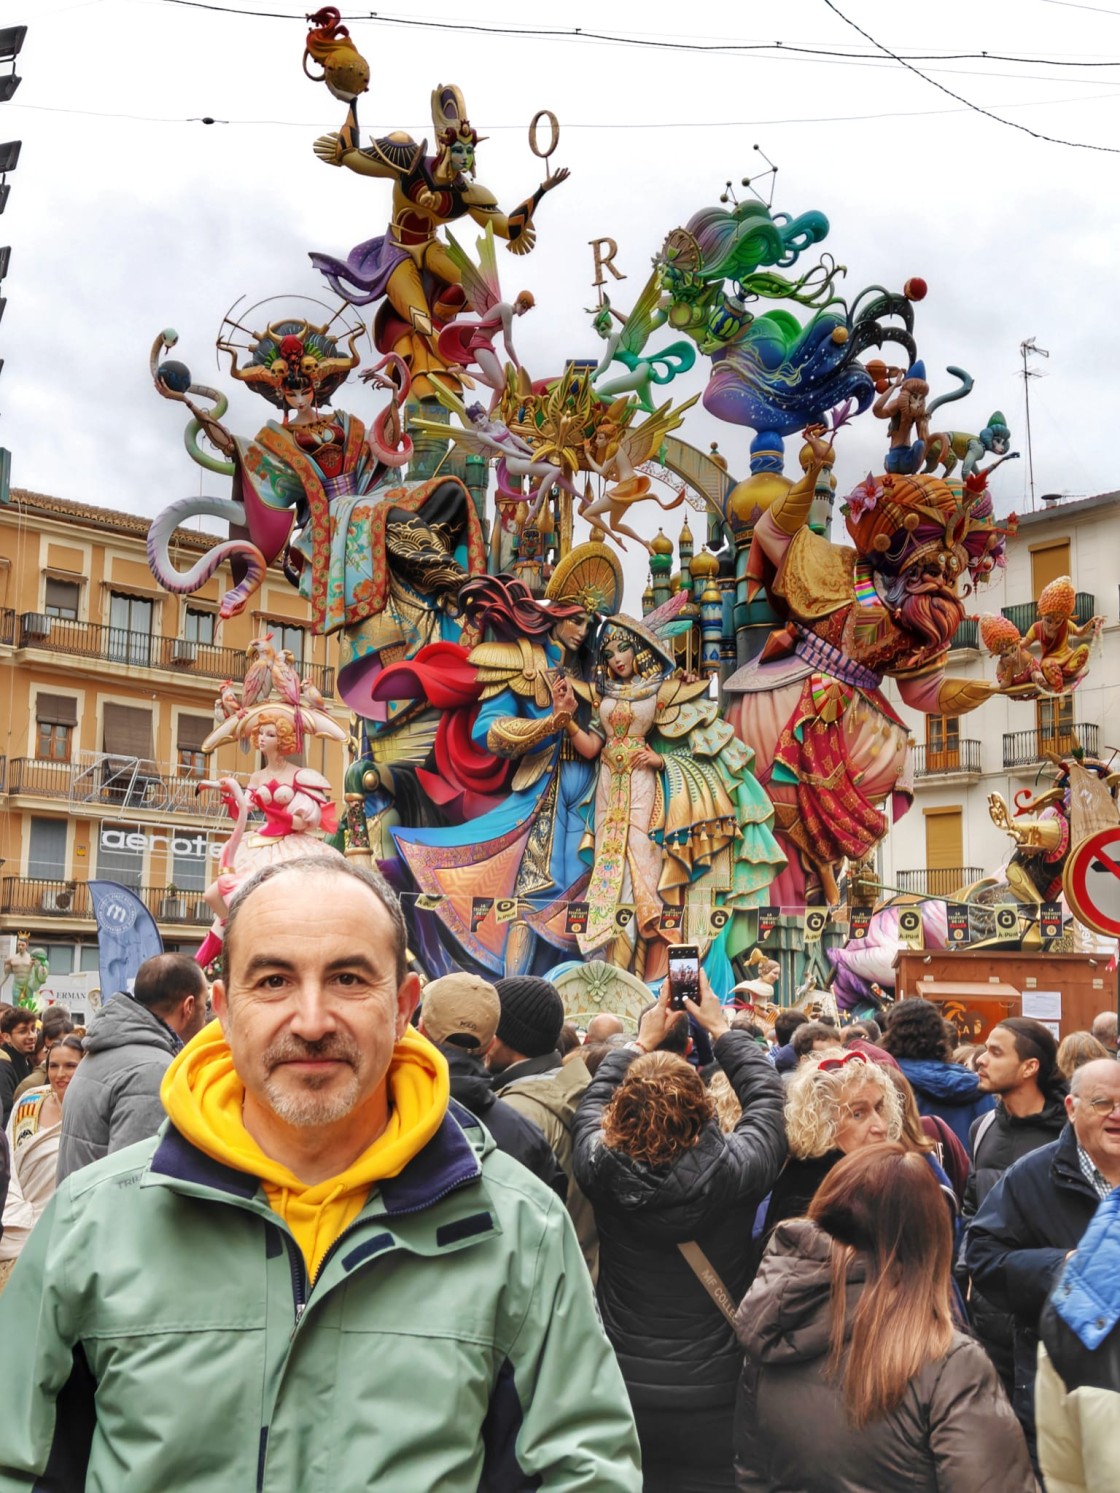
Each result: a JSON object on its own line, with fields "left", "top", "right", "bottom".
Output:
{"left": 588, "top": 273, "right": 696, "bottom": 413}
{"left": 308, "top": 66, "right": 568, "bottom": 397}
{"left": 3, "top": 937, "right": 48, "bottom": 1010}
{"left": 194, "top": 646, "right": 347, "bottom": 964}
{"left": 1021, "top": 575, "right": 1102, "bottom": 690}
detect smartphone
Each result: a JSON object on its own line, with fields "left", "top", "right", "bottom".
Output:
{"left": 667, "top": 945, "right": 701, "bottom": 1012}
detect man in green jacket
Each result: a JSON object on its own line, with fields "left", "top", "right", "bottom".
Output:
{"left": 0, "top": 857, "right": 642, "bottom": 1491}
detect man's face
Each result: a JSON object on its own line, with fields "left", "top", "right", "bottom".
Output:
{"left": 213, "top": 874, "right": 418, "bottom": 1134}
{"left": 1067, "top": 1061, "right": 1120, "bottom": 1171}
{"left": 9, "top": 1021, "right": 37, "bottom": 1055}
{"left": 976, "top": 1026, "right": 1035, "bottom": 1096}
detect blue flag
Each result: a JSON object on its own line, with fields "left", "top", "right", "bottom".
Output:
{"left": 88, "top": 881, "right": 164, "bottom": 1003}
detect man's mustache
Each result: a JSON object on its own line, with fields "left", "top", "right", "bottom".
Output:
{"left": 265, "top": 1036, "right": 360, "bottom": 1070}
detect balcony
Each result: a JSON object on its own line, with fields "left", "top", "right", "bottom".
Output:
{"left": 11, "top": 614, "right": 334, "bottom": 695}
{"left": 949, "top": 618, "right": 979, "bottom": 652}
{"left": 1003, "top": 724, "right": 1099, "bottom": 770}
{"left": 5, "top": 756, "right": 256, "bottom": 822}
{"left": 0, "top": 607, "right": 13, "bottom": 645}
{"left": 1001, "top": 593, "right": 1096, "bottom": 636}
{"left": 0, "top": 876, "right": 214, "bottom": 928}
{"left": 912, "top": 740, "right": 981, "bottom": 781}
{"left": 897, "top": 867, "right": 983, "bottom": 898}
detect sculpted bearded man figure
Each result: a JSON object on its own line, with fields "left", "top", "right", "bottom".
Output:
{"left": 725, "top": 427, "right": 1010, "bottom": 906}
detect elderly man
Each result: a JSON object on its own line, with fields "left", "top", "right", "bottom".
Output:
{"left": 1090, "top": 1008, "right": 1118, "bottom": 1057}
{"left": 0, "top": 858, "right": 641, "bottom": 1490}
{"left": 963, "top": 1057, "right": 1120, "bottom": 1466}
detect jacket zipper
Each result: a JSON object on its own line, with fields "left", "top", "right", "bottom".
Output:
{"left": 281, "top": 1233, "right": 308, "bottom": 1331}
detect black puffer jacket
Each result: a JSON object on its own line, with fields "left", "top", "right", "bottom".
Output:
{"left": 960, "top": 1095, "right": 1068, "bottom": 1386}
{"left": 439, "top": 1046, "right": 566, "bottom": 1198}
{"left": 572, "top": 1030, "right": 786, "bottom": 1411}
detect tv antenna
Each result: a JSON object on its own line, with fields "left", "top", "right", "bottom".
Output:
{"left": 1020, "top": 336, "right": 1049, "bottom": 512}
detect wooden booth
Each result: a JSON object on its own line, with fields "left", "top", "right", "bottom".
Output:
{"left": 892, "top": 949, "right": 1117, "bottom": 1043}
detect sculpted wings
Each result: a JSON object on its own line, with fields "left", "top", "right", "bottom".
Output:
{"left": 444, "top": 222, "right": 502, "bottom": 317}
{"left": 408, "top": 384, "right": 495, "bottom": 459}
{"left": 617, "top": 269, "right": 667, "bottom": 358}
{"left": 616, "top": 395, "right": 700, "bottom": 467}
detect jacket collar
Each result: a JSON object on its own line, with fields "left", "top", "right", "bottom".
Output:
{"left": 1052, "top": 1120, "right": 1103, "bottom": 1197}
{"left": 147, "top": 1107, "right": 483, "bottom": 1215}
{"left": 493, "top": 1050, "right": 561, "bottom": 1086}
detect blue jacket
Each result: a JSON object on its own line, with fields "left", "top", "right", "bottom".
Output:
{"left": 896, "top": 1057, "right": 994, "bottom": 1150}
{"left": 962, "top": 1123, "right": 1101, "bottom": 1441}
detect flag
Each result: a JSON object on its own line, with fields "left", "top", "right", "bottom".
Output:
{"left": 88, "top": 881, "right": 164, "bottom": 1004}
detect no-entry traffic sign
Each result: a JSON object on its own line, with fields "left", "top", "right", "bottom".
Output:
{"left": 1064, "top": 827, "right": 1120, "bottom": 939}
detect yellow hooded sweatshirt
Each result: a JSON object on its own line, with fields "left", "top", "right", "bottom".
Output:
{"left": 161, "top": 1021, "right": 449, "bottom": 1277}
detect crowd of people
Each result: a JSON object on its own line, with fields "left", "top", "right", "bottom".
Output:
{"left": 0, "top": 861, "right": 1118, "bottom": 1490}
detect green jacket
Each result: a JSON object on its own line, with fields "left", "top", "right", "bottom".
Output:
{"left": 0, "top": 1101, "right": 641, "bottom": 1491}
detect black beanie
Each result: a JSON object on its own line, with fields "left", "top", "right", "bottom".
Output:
{"left": 494, "top": 976, "right": 565, "bottom": 1059}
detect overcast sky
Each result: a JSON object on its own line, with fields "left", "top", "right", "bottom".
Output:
{"left": 6, "top": 0, "right": 1120, "bottom": 611}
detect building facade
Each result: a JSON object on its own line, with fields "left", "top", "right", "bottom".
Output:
{"left": 0, "top": 488, "right": 349, "bottom": 999}
{"left": 881, "top": 489, "right": 1120, "bottom": 897}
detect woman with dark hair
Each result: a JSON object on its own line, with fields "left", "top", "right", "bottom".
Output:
{"left": 735, "top": 1143, "right": 1033, "bottom": 1491}
{"left": 573, "top": 977, "right": 786, "bottom": 1492}
{"left": 880, "top": 998, "right": 994, "bottom": 1149}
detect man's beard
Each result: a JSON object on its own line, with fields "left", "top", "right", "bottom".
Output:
{"left": 262, "top": 1034, "right": 363, "bottom": 1127}
{"left": 897, "top": 586, "right": 965, "bottom": 652}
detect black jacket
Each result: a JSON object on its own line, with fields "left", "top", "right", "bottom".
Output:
{"left": 439, "top": 1045, "right": 565, "bottom": 1198}
{"left": 0, "top": 1047, "right": 34, "bottom": 1127}
{"left": 759, "top": 1151, "right": 841, "bottom": 1250}
{"left": 572, "top": 1030, "right": 786, "bottom": 1411}
{"left": 960, "top": 1094, "right": 1068, "bottom": 1384}
{"left": 962, "top": 1122, "right": 1101, "bottom": 1438}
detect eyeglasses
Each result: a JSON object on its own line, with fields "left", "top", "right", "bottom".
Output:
{"left": 817, "top": 1050, "right": 868, "bottom": 1073}
{"left": 1076, "top": 1096, "right": 1120, "bottom": 1117}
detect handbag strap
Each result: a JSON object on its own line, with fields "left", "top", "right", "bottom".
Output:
{"left": 677, "top": 1240, "right": 740, "bottom": 1329}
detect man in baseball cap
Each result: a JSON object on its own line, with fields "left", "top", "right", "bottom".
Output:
{"left": 418, "top": 974, "right": 563, "bottom": 1194}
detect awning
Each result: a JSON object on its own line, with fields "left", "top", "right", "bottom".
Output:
{"left": 35, "top": 692, "right": 78, "bottom": 727}
{"left": 176, "top": 714, "right": 211, "bottom": 752}
{"left": 102, "top": 703, "right": 154, "bottom": 761}
{"left": 914, "top": 980, "right": 1022, "bottom": 999}
{"left": 44, "top": 578, "right": 79, "bottom": 611}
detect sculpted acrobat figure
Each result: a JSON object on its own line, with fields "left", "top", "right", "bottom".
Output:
{"left": 1021, "top": 575, "right": 1102, "bottom": 691}
{"left": 309, "top": 78, "right": 568, "bottom": 397}
{"left": 725, "top": 428, "right": 1011, "bottom": 906}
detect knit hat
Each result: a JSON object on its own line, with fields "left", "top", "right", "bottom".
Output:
{"left": 494, "top": 976, "right": 565, "bottom": 1059}
{"left": 421, "top": 974, "right": 501, "bottom": 1051}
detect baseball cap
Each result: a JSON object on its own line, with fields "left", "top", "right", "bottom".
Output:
{"left": 421, "top": 973, "right": 501, "bottom": 1051}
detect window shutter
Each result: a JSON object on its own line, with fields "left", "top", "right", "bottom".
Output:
{"left": 102, "top": 703, "right": 154, "bottom": 761}
{"left": 35, "top": 693, "right": 78, "bottom": 727}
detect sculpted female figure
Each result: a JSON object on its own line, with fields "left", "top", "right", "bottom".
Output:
{"left": 195, "top": 706, "right": 345, "bottom": 965}
{"left": 558, "top": 615, "right": 784, "bottom": 973}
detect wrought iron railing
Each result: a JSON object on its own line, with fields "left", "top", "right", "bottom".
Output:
{"left": 13, "top": 614, "right": 334, "bottom": 695}
{"left": 0, "top": 876, "right": 213, "bottom": 925}
{"left": 949, "top": 618, "right": 978, "bottom": 651}
{"left": 896, "top": 867, "right": 983, "bottom": 897}
{"left": 912, "top": 740, "right": 981, "bottom": 778}
{"left": 0, "top": 608, "right": 14, "bottom": 646}
{"left": 1003, "top": 724, "right": 1099, "bottom": 768}
{"left": 1001, "top": 593, "right": 1096, "bottom": 636}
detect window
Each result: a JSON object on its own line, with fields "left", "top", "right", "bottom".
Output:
{"left": 35, "top": 693, "right": 78, "bottom": 763}
{"left": 925, "top": 715, "right": 961, "bottom": 772}
{"left": 924, "top": 808, "right": 963, "bottom": 897}
{"left": 96, "top": 824, "right": 144, "bottom": 889}
{"left": 176, "top": 715, "right": 211, "bottom": 779}
{"left": 184, "top": 607, "right": 215, "bottom": 645}
{"left": 266, "top": 621, "right": 305, "bottom": 666}
{"left": 42, "top": 944, "right": 77, "bottom": 976}
{"left": 1031, "top": 541, "right": 1071, "bottom": 600}
{"left": 171, "top": 833, "right": 213, "bottom": 893}
{"left": 28, "top": 817, "right": 67, "bottom": 880}
{"left": 44, "top": 578, "right": 79, "bottom": 620}
{"left": 108, "top": 592, "right": 153, "bottom": 667}
{"left": 1038, "top": 695, "right": 1075, "bottom": 752}
{"left": 79, "top": 945, "right": 101, "bottom": 972}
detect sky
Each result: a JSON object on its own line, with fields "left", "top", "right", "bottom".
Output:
{"left": 5, "top": 0, "right": 1120, "bottom": 613}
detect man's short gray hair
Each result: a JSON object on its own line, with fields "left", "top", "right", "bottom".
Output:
{"left": 221, "top": 857, "right": 409, "bottom": 988}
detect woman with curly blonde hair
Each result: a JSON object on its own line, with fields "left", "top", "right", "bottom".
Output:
{"left": 573, "top": 977, "right": 786, "bottom": 1493}
{"left": 759, "top": 1048, "right": 901, "bottom": 1248}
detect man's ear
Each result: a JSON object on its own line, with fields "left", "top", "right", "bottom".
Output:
{"left": 212, "top": 980, "right": 230, "bottom": 1033}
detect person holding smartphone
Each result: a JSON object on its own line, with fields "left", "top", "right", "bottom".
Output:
{"left": 572, "top": 974, "right": 787, "bottom": 1493}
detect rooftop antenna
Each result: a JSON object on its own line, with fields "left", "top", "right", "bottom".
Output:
{"left": 1020, "top": 336, "right": 1049, "bottom": 512}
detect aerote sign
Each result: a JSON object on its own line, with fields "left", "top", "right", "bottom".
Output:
{"left": 98, "top": 827, "right": 220, "bottom": 860}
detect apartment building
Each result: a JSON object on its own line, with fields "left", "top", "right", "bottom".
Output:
{"left": 881, "top": 489, "right": 1120, "bottom": 897}
{"left": 0, "top": 488, "right": 349, "bottom": 993}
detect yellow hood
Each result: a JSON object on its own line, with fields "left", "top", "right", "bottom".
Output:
{"left": 161, "top": 1019, "right": 449, "bottom": 1276}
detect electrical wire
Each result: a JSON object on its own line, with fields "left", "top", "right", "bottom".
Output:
{"left": 821, "top": 0, "right": 1120, "bottom": 153}
{"left": 142, "top": 0, "right": 1120, "bottom": 67}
